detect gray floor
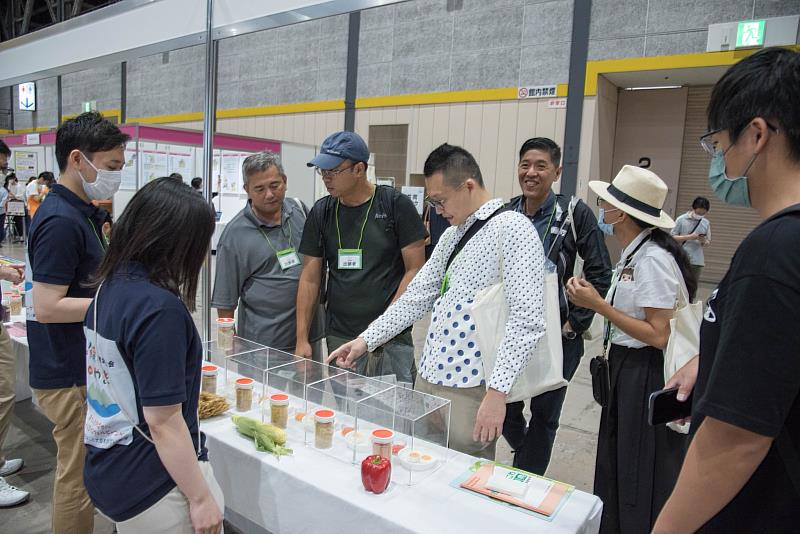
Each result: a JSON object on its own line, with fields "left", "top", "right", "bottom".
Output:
{"left": 1, "top": 234, "right": 715, "bottom": 532}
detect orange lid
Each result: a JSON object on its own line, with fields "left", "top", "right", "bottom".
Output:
{"left": 372, "top": 428, "right": 394, "bottom": 443}
{"left": 314, "top": 409, "right": 335, "bottom": 422}
{"left": 216, "top": 318, "right": 235, "bottom": 326}
{"left": 235, "top": 377, "right": 254, "bottom": 389}
{"left": 201, "top": 365, "right": 218, "bottom": 375}
{"left": 270, "top": 393, "right": 289, "bottom": 401}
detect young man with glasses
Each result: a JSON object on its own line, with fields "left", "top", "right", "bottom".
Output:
{"left": 296, "top": 131, "right": 426, "bottom": 384}
{"left": 654, "top": 47, "right": 800, "bottom": 533}
{"left": 503, "top": 137, "right": 612, "bottom": 474}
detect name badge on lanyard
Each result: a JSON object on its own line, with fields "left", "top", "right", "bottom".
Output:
{"left": 276, "top": 248, "right": 301, "bottom": 270}
{"left": 337, "top": 248, "right": 363, "bottom": 270}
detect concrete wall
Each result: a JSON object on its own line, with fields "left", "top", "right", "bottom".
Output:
{"left": 127, "top": 45, "right": 205, "bottom": 120}
{"left": 0, "top": 86, "right": 11, "bottom": 130}
{"left": 61, "top": 64, "right": 122, "bottom": 118}
{"left": 218, "top": 14, "right": 349, "bottom": 109}
{"left": 2, "top": 0, "right": 798, "bottom": 131}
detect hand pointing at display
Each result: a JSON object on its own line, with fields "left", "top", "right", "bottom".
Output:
{"left": 326, "top": 337, "right": 369, "bottom": 369}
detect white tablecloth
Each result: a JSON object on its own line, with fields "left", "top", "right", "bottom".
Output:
{"left": 203, "top": 416, "right": 602, "bottom": 534}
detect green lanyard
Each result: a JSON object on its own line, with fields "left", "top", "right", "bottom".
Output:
{"left": 335, "top": 188, "right": 376, "bottom": 250}
{"left": 539, "top": 202, "right": 558, "bottom": 248}
{"left": 440, "top": 251, "right": 460, "bottom": 297}
{"left": 86, "top": 217, "right": 108, "bottom": 250}
{"left": 257, "top": 219, "right": 293, "bottom": 255}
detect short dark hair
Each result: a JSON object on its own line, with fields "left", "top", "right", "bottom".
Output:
{"left": 692, "top": 196, "right": 710, "bottom": 211}
{"left": 55, "top": 112, "right": 130, "bottom": 172}
{"left": 423, "top": 143, "right": 484, "bottom": 187}
{"left": 93, "top": 177, "right": 215, "bottom": 311}
{"left": 519, "top": 137, "right": 561, "bottom": 166}
{"left": 191, "top": 177, "right": 202, "bottom": 189}
{"left": 0, "top": 139, "right": 10, "bottom": 158}
{"left": 38, "top": 171, "right": 55, "bottom": 186}
{"left": 708, "top": 47, "right": 800, "bottom": 162}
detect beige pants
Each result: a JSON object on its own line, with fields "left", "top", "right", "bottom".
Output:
{"left": 0, "top": 325, "right": 15, "bottom": 468}
{"left": 116, "top": 460, "right": 225, "bottom": 534}
{"left": 33, "top": 385, "right": 95, "bottom": 534}
{"left": 415, "top": 377, "right": 497, "bottom": 460}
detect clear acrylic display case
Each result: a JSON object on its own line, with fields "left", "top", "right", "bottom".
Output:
{"left": 222, "top": 346, "right": 298, "bottom": 421}
{"left": 264, "top": 359, "right": 347, "bottom": 431}
{"left": 304, "top": 373, "right": 397, "bottom": 465}
{"left": 203, "top": 336, "right": 267, "bottom": 368}
{"left": 344, "top": 382, "right": 452, "bottom": 485}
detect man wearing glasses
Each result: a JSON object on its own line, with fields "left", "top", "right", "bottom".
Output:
{"left": 654, "top": 47, "right": 800, "bottom": 533}
{"left": 329, "top": 143, "right": 547, "bottom": 458}
{"left": 296, "top": 131, "right": 426, "bottom": 384}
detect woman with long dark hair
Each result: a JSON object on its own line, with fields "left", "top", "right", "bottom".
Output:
{"left": 567, "top": 165, "right": 693, "bottom": 533}
{"left": 83, "top": 177, "right": 223, "bottom": 533}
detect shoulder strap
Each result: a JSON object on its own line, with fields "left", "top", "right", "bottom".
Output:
{"left": 376, "top": 185, "right": 398, "bottom": 241}
{"left": 681, "top": 218, "right": 704, "bottom": 247}
{"left": 602, "top": 235, "right": 651, "bottom": 354}
{"left": 445, "top": 206, "right": 508, "bottom": 271}
{"left": 293, "top": 197, "right": 308, "bottom": 217}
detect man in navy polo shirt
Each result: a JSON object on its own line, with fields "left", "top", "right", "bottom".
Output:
{"left": 27, "top": 112, "right": 129, "bottom": 534}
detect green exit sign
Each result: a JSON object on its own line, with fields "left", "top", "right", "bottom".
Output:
{"left": 736, "top": 20, "right": 765, "bottom": 48}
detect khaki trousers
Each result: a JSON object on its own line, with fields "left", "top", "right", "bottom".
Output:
{"left": 33, "top": 385, "right": 94, "bottom": 534}
{"left": 116, "top": 460, "right": 225, "bottom": 534}
{"left": 415, "top": 377, "right": 497, "bottom": 460}
{"left": 0, "top": 325, "right": 15, "bottom": 468}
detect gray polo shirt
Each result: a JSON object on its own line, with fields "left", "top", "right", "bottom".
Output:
{"left": 671, "top": 212, "right": 711, "bottom": 266}
{"left": 211, "top": 199, "right": 324, "bottom": 350}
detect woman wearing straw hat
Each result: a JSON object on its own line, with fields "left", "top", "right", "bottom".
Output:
{"left": 566, "top": 165, "right": 695, "bottom": 533}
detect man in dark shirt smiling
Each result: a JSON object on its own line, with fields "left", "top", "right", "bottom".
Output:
{"left": 27, "top": 112, "right": 129, "bottom": 534}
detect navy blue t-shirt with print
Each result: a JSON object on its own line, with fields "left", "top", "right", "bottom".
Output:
{"left": 83, "top": 263, "right": 207, "bottom": 522}
{"left": 26, "top": 184, "right": 107, "bottom": 389}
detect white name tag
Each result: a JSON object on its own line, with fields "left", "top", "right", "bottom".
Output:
{"left": 277, "top": 248, "right": 301, "bottom": 270}
{"left": 337, "top": 248, "right": 363, "bottom": 270}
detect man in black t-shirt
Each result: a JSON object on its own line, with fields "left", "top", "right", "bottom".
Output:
{"left": 654, "top": 48, "right": 800, "bottom": 533}
{"left": 296, "top": 131, "right": 426, "bottom": 383}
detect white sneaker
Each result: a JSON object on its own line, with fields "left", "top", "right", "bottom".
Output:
{"left": 0, "top": 476, "right": 30, "bottom": 507}
{"left": 0, "top": 458, "right": 23, "bottom": 477}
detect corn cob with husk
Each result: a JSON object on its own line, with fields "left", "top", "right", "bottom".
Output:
{"left": 232, "top": 415, "right": 293, "bottom": 457}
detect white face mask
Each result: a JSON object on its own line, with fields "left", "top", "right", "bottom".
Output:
{"left": 78, "top": 152, "right": 122, "bottom": 200}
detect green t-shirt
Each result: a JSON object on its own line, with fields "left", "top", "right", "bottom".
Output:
{"left": 299, "top": 185, "right": 426, "bottom": 338}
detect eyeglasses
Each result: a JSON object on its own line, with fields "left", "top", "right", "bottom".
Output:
{"left": 699, "top": 122, "right": 779, "bottom": 156}
{"left": 314, "top": 163, "right": 357, "bottom": 178}
{"left": 425, "top": 182, "right": 466, "bottom": 210}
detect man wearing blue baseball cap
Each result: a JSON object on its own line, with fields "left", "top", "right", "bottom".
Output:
{"left": 295, "top": 131, "right": 426, "bottom": 384}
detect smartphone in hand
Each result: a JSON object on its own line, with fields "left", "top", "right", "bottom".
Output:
{"left": 648, "top": 387, "right": 693, "bottom": 426}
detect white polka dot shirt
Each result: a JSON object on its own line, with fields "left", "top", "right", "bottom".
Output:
{"left": 361, "top": 199, "right": 546, "bottom": 393}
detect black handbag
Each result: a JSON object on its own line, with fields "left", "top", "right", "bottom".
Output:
{"left": 590, "top": 312, "right": 613, "bottom": 407}
{"left": 590, "top": 353, "right": 611, "bottom": 407}
{"left": 590, "top": 235, "right": 651, "bottom": 407}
